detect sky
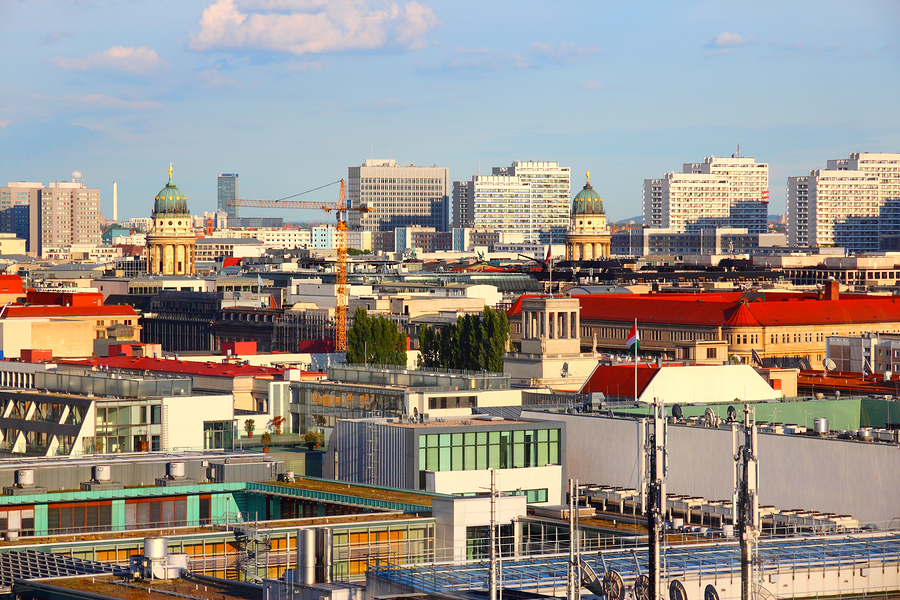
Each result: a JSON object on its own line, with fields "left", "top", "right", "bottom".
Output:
{"left": 1, "top": 0, "right": 898, "bottom": 224}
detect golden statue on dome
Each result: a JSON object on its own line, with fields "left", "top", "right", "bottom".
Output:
{"left": 586, "top": 170, "right": 591, "bottom": 186}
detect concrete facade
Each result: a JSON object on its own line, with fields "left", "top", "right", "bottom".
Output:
{"left": 531, "top": 411, "right": 900, "bottom": 525}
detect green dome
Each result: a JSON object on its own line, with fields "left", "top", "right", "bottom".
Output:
{"left": 153, "top": 167, "right": 189, "bottom": 215}
{"left": 572, "top": 182, "right": 604, "bottom": 216}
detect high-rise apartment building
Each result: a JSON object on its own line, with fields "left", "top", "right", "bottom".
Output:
{"left": 217, "top": 174, "right": 239, "bottom": 220}
{"left": 787, "top": 153, "right": 900, "bottom": 252}
{"left": 643, "top": 156, "right": 769, "bottom": 233}
{"left": 452, "top": 160, "right": 570, "bottom": 244}
{"left": 0, "top": 182, "right": 41, "bottom": 253}
{"left": 39, "top": 180, "right": 102, "bottom": 255}
{"left": 347, "top": 160, "right": 449, "bottom": 232}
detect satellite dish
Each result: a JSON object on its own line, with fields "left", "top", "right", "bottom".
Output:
{"left": 727, "top": 406, "right": 737, "bottom": 422}
{"left": 634, "top": 575, "right": 650, "bottom": 600}
{"left": 602, "top": 570, "right": 625, "bottom": 600}
{"left": 672, "top": 404, "right": 683, "bottom": 420}
{"left": 823, "top": 358, "right": 837, "bottom": 372}
{"left": 669, "top": 580, "right": 688, "bottom": 600}
{"left": 607, "top": 409, "right": 615, "bottom": 418}
{"left": 704, "top": 584, "right": 721, "bottom": 600}
{"left": 705, "top": 407, "right": 717, "bottom": 427}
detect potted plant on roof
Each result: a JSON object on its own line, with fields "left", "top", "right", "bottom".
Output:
{"left": 269, "top": 415, "right": 286, "bottom": 435}
{"left": 260, "top": 431, "right": 271, "bottom": 453}
{"left": 244, "top": 419, "right": 255, "bottom": 438}
{"left": 303, "top": 430, "right": 323, "bottom": 451}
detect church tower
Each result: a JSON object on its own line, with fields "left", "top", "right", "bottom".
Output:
{"left": 565, "top": 171, "right": 611, "bottom": 261}
{"left": 146, "top": 164, "right": 196, "bottom": 275}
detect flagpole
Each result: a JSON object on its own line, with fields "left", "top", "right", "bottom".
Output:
{"left": 634, "top": 318, "right": 638, "bottom": 402}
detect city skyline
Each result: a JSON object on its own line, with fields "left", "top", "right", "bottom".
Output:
{"left": 1, "top": 0, "right": 898, "bottom": 223}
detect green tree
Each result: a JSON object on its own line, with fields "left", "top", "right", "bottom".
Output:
{"left": 346, "top": 307, "right": 408, "bottom": 366}
{"left": 417, "top": 307, "right": 509, "bottom": 372}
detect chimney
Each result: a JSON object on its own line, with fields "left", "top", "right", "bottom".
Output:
{"left": 824, "top": 280, "right": 840, "bottom": 301}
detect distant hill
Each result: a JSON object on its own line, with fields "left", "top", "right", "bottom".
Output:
{"left": 612, "top": 216, "right": 643, "bottom": 226}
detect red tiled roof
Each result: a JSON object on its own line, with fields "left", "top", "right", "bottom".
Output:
{"left": 1, "top": 305, "right": 137, "bottom": 318}
{"left": 61, "top": 356, "right": 285, "bottom": 378}
{"left": 723, "top": 302, "right": 762, "bottom": 327}
{"left": 579, "top": 364, "right": 661, "bottom": 397}
{"left": 508, "top": 293, "right": 900, "bottom": 328}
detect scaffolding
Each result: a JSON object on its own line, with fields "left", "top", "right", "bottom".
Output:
{"left": 272, "top": 310, "right": 335, "bottom": 353}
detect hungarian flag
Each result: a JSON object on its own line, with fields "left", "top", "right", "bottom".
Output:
{"left": 627, "top": 321, "right": 639, "bottom": 354}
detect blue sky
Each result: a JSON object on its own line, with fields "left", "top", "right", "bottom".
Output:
{"left": 1, "top": 0, "right": 898, "bottom": 223}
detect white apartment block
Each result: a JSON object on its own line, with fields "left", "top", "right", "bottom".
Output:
{"left": 453, "top": 161, "right": 570, "bottom": 244}
{"left": 643, "top": 156, "right": 769, "bottom": 233}
{"left": 254, "top": 229, "right": 311, "bottom": 249}
{"left": 347, "top": 159, "right": 449, "bottom": 232}
{"left": 40, "top": 181, "right": 102, "bottom": 257}
{"left": 310, "top": 226, "right": 372, "bottom": 252}
{"left": 787, "top": 153, "right": 900, "bottom": 252}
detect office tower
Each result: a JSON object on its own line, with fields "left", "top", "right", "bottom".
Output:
{"left": 0, "top": 182, "right": 41, "bottom": 253}
{"left": 452, "top": 160, "right": 570, "bottom": 244}
{"left": 787, "top": 153, "right": 900, "bottom": 252}
{"left": 217, "top": 173, "right": 239, "bottom": 220}
{"left": 347, "top": 159, "right": 449, "bottom": 232}
{"left": 643, "top": 155, "right": 769, "bottom": 233}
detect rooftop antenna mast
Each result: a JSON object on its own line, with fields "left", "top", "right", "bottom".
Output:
{"left": 734, "top": 404, "right": 760, "bottom": 600}
{"left": 645, "top": 396, "right": 667, "bottom": 600}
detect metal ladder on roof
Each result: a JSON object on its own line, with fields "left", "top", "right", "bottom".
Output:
{"left": 161, "top": 405, "right": 169, "bottom": 451}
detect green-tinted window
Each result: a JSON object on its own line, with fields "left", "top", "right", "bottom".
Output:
{"left": 439, "top": 434, "right": 451, "bottom": 448}
{"left": 549, "top": 428, "right": 559, "bottom": 441}
{"left": 451, "top": 446, "right": 463, "bottom": 470}
{"left": 549, "top": 441, "right": 559, "bottom": 465}
{"left": 488, "top": 441, "right": 500, "bottom": 469}
{"left": 426, "top": 447, "right": 439, "bottom": 470}
{"left": 419, "top": 447, "right": 426, "bottom": 467}
{"left": 513, "top": 442, "right": 525, "bottom": 468}
{"left": 537, "top": 442, "right": 549, "bottom": 465}
{"left": 419, "top": 436, "right": 427, "bottom": 449}
{"left": 513, "top": 430, "right": 524, "bottom": 443}
{"left": 489, "top": 431, "right": 500, "bottom": 444}
{"left": 476, "top": 444, "right": 487, "bottom": 470}
{"left": 537, "top": 429, "right": 548, "bottom": 442}
{"left": 476, "top": 432, "right": 487, "bottom": 445}
{"left": 439, "top": 446, "right": 451, "bottom": 471}
{"left": 465, "top": 432, "right": 476, "bottom": 446}
{"left": 464, "top": 445, "right": 476, "bottom": 470}
{"left": 427, "top": 434, "right": 438, "bottom": 447}
{"left": 452, "top": 433, "right": 463, "bottom": 446}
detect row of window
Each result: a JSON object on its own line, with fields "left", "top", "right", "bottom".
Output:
{"left": 418, "top": 429, "right": 561, "bottom": 475}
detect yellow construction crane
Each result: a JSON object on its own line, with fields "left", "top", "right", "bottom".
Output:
{"left": 228, "top": 179, "right": 370, "bottom": 352}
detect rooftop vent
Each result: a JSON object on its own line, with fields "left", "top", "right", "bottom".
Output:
{"left": 81, "top": 465, "right": 124, "bottom": 491}
{"left": 155, "top": 461, "right": 197, "bottom": 487}
{"left": 4, "top": 469, "right": 48, "bottom": 496}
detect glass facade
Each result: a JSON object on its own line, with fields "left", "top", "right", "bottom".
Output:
{"left": 94, "top": 401, "right": 162, "bottom": 453}
{"left": 417, "top": 427, "right": 560, "bottom": 488}
{"left": 293, "top": 383, "right": 404, "bottom": 430}
{"left": 204, "top": 421, "right": 233, "bottom": 449}
{"left": 217, "top": 174, "right": 238, "bottom": 219}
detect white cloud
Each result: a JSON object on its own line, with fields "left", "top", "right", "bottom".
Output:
{"left": 64, "top": 94, "right": 164, "bottom": 111}
{"left": 188, "top": 0, "right": 439, "bottom": 55}
{"left": 55, "top": 46, "right": 168, "bottom": 75}
{"left": 579, "top": 81, "right": 606, "bottom": 91}
{"left": 198, "top": 68, "right": 245, "bottom": 88}
{"left": 72, "top": 122, "right": 105, "bottom": 131}
{"left": 530, "top": 42, "right": 598, "bottom": 64}
{"left": 0, "top": 120, "right": 10, "bottom": 128}
{"left": 708, "top": 32, "right": 755, "bottom": 49}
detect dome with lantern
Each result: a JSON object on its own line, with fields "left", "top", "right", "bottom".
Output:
{"left": 153, "top": 164, "right": 189, "bottom": 215}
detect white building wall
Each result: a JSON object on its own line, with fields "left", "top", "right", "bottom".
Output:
{"left": 162, "top": 394, "right": 233, "bottom": 451}
{"left": 431, "top": 494, "right": 528, "bottom": 562}
{"left": 637, "top": 365, "right": 782, "bottom": 404}
{"left": 428, "top": 465, "right": 562, "bottom": 504}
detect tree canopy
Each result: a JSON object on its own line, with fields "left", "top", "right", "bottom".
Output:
{"left": 418, "top": 307, "right": 509, "bottom": 373}
{"left": 346, "top": 307, "right": 408, "bottom": 366}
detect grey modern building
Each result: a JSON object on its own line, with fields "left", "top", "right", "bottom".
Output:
{"left": 217, "top": 173, "right": 239, "bottom": 219}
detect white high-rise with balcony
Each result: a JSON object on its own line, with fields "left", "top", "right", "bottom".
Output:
{"left": 453, "top": 160, "right": 570, "bottom": 244}
{"left": 787, "top": 153, "right": 900, "bottom": 252}
{"left": 643, "top": 156, "right": 769, "bottom": 233}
